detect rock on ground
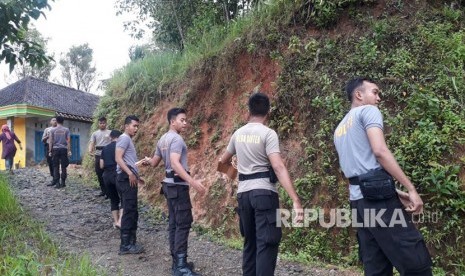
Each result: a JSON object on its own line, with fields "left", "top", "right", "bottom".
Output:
{"left": 8, "top": 167, "right": 360, "bottom": 276}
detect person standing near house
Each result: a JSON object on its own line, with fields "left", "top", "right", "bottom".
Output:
{"left": 219, "top": 92, "right": 303, "bottom": 276}
{"left": 48, "top": 116, "right": 71, "bottom": 189}
{"left": 0, "top": 124, "right": 22, "bottom": 174}
{"left": 115, "top": 115, "right": 144, "bottom": 255}
{"left": 333, "top": 77, "right": 432, "bottom": 275}
{"left": 42, "top": 117, "right": 57, "bottom": 179}
{"left": 142, "top": 107, "right": 206, "bottom": 275}
{"left": 89, "top": 117, "right": 111, "bottom": 197}
{"left": 100, "top": 130, "right": 123, "bottom": 228}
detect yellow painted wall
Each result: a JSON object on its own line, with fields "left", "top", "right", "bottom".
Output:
{"left": 0, "top": 118, "right": 26, "bottom": 170}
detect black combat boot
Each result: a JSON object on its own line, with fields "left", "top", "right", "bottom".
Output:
{"left": 174, "top": 253, "right": 200, "bottom": 276}
{"left": 119, "top": 232, "right": 144, "bottom": 255}
{"left": 61, "top": 179, "right": 66, "bottom": 187}
{"left": 171, "top": 253, "right": 194, "bottom": 275}
{"left": 172, "top": 254, "right": 176, "bottom": 274}
{"left": 129, "top": 230, "right": 137, "bottom": 245}
{"left": 130, "top": 230, "right": 144, "bottom": 252}
{"left": 54, "top": 182, "right": 64, "bottom": 189}
{"left": 47, "top": 181, "right": 57, "bottom": 186}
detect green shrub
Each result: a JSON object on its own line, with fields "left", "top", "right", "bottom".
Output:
{"left": 0, "top": 175, "right": 102, "bottom": 275}
{"left": 271, "top": 3, "right": 465, "bottom": 272}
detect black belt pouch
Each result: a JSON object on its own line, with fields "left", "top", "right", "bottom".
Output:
{"left": 268, "top": 166, "right": 278, "bottom": 184}
{"left": 358, "top": 169, "right": 396, "bottom": 200}
{"left": 164, "top": 183, "right": 178, "bottom": 199}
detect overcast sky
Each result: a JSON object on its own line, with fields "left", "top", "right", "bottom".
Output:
{"left": 0, "top": 0, "right": 150, "bottom": 94}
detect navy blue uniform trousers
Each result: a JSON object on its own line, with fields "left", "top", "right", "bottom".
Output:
{"left": 103, "top": 169, "right": 120, "bottom": 211}
{"left": 52, "top": 148, "right": 69, "bottom": 183}
{"left": 162, "top": 183, "right": 193, "bottom": 256}
{"left": 117, "top": 172, "right": 138, "bottom": 234}
{"left": 351, "top": 196, "right": 433, "bottom": 276}
{"left": 237, "top": 189, "right": 282, "bottom": 276}
{"left": 95, "top": 155, "right": 106, "bottom": 195}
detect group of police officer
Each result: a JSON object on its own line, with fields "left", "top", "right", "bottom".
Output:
{"left": 86, "top": 77, "right": 432, "bottom": 276}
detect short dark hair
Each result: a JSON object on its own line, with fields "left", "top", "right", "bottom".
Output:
{"left": 248, "top": 92, "right": 270, "bottom": 116}
{"left": 124, "top": 115, "right": 139, "bottom": 125}
{"left": 110, "top": 129, "right": 122, "bottom": 138}
{"left": 167, "top": 108, "right": 186, "bottom": 124}
{"left": 56, "top": 116, "right": 64, "bottom": 124}
{"left": 98, "top": 116, "right": 107, "bottom": 122}
{"left": 345, "top": 77, "right": 375, "bottom": 102}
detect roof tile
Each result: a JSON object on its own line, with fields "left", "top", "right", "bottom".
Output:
{"left": 0, "top": 77, "right": 100, "bottom": 120}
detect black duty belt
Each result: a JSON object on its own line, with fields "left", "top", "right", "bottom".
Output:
{"left": 96, "top": 146, "right": 104, "bottom": 150}
{"left": 104, "top": 165, "right": 117, "bottom": 172}
{"left": 239, "top": 171, "right": 270, "bottom": 181}
{"left": 349, "top": 176, "right": 361, "bottom": 185}
{"left": 349, "top": 169, "right": 389, "bottom": 186}
{"left": 165, "top": 171, "right": 190, "bottom": 182}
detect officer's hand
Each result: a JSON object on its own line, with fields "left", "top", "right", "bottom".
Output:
{"left": 136, "top": 156, "right": 150, "bottom": 167}
{"left": 68, "top": 151, "right": 72, "bottom": 157}
{"left": 48, "top": 152, "right": 52, "bottom": 157}
{"left": 293, "top": 201, "right": 304, "bottom": 224}
{"left": 396, "top": 189, "right": 412, "bottom": 209}
{"left": 190, "top": 179, "right": 206, "bottom": 195}
{"left": 129, "top": 173, "right": 138, "bottom": 187}
{"left": 405, "top": 190, "right": 423, "bottom": 215}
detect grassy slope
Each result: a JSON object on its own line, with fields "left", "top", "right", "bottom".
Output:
{"left": 0, "top": 174, "right": 102, "bottom": 275}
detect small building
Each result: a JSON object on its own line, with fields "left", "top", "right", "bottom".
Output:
{"left": 0, "top": 77, "right": 99, "bottom": 169}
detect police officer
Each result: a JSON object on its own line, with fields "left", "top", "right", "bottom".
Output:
{"left": 42, "top": 117, "right": 57, "bottom": 179}
{"left": 115, "top": 115, "right": 144, "bottom": 255}
{"left": 100, "top": 130, "right": 122, "bottom": 228}
{"left": 48, "top": 116, "right": 70, "bottom": 189}
{"left": 219, "top": 92, "right": 303, "bottom": 276}
{"left": 143, "top": 107, "right": 205, "bottom": 276}
{"left": 333, "top": 77, "right": 433, "bottom": 275}
{"left": 89, "top": 117, "right": 111, "bottom": 197}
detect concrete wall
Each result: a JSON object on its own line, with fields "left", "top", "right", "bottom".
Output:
{"left": 0, "top": 117, "right": 26, "bottom": 170}
{"left": 67, "top": 120, "right": 93, "bottom": 162}
{"left": 25, "top": 117, "right": 47, "bottom": 165}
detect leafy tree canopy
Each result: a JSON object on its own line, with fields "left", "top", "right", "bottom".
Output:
{"left": 59, "top": 43, "right": 97, "bottom": 92}
{"left": 0, "top": 0, "right": 53, "bottom": 72}
{"left": 13, "top": 27, "right": 55, "bottom": 80}
{"left": 116, "top": 0, "right": 259, "bottom": 50}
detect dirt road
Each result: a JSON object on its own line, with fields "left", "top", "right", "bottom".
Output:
{"left": 8, "top": 167, "right": 359, "bottom": 276}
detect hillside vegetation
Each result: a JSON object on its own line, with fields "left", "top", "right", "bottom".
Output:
{"left": 92, "top": 0, "right": 465, "bottom": 273}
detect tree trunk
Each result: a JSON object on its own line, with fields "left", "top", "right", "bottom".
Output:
{"left": 223, "top": 0, "right": 230, "bottom": 24}
{"left": 170, "top": 0, "right": 185, "bottom": 50}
